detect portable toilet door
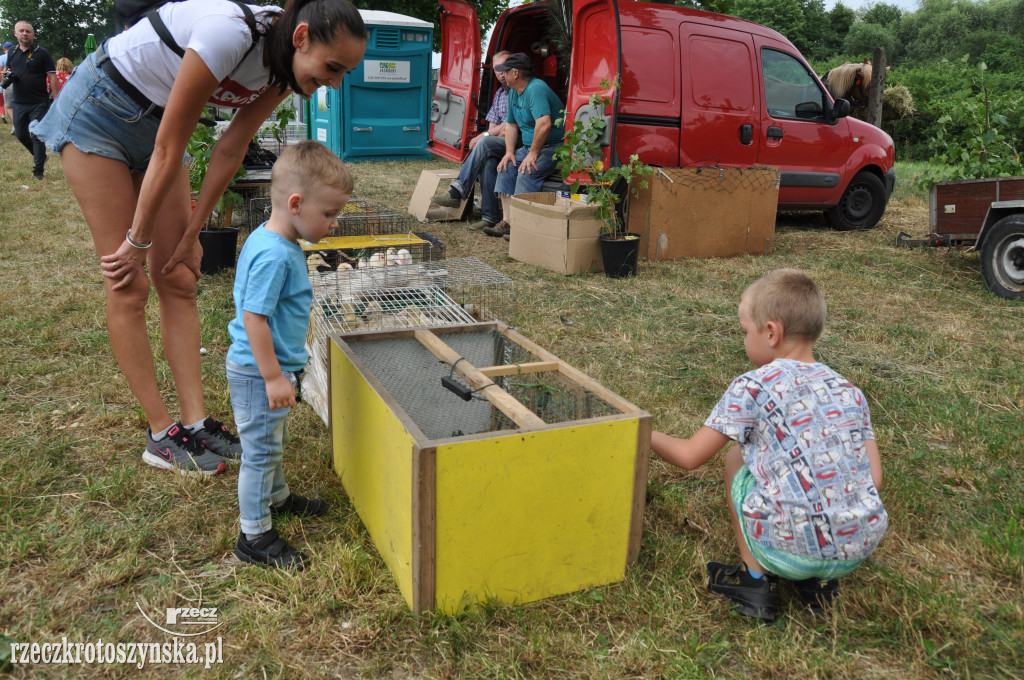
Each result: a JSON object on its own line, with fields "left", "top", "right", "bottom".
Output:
{"left": 338, "top": 10, "right": 433, "bottom": 161}
{"left": 309, "top": 85, "right": 342, "bottom": 155}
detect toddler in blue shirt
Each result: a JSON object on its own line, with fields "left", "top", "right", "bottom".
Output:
{"left": 227, "top": 141, "right": 352, "bottom": 570}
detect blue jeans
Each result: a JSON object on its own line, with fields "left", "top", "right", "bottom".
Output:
{"left": 450, "top": 134, "right": 506, "bottom": 224}
{"left": 496, "top": 144, "right": 559, "bottom": 196}
{"left": 227, "top": 359, "right": 299, "bottom": 535}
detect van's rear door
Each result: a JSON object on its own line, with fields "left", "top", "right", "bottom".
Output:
{"left": 567, "top": 0, "right": 620, "bottom": 167}
{"left": 431, "top": 0, "right": 481, "bottom": 162}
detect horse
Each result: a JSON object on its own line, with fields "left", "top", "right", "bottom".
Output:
{"left": 822, "top": 60, "right": 881, "bottom": 106}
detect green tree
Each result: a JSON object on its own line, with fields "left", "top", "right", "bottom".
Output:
{"left": 842, "top": 21, "right": 896, "bottom": 58}
{"left": 0, "top": 0, "right": 111, "bottom": 63}
{"left": 733, "top": 0, "right": 805, "bottom": 40}
{"left": 860, "top": 2, "right": 903, "bottom": 28}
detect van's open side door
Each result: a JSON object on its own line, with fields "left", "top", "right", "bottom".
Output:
{"left": 430, "top": 0, "right": 481, "bottom": 162}
{"left": 567, "top": 0, "right": 620, "bottom": 167}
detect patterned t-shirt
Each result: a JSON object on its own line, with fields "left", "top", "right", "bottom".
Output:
{"left": 705, "top": 359, "right": 888, "bottom": 561}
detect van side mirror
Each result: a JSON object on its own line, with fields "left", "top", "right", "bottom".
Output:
{"left": 828, "top": 98, "right": 851, "bottom": 124}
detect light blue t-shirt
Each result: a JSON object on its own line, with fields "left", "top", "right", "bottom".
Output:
{"left": 227, "top": 226, "right": 312, "bottom": 372}
{"left": 506, "top": 77, "right": 565, "bottom": 146}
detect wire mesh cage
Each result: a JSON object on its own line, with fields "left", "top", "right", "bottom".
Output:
{"left": 302, "top": 234, "right": 443, "bottom": 277}
{"left": 334, "top": 198, "right": 419, "bottom": 237}
{"left": 344, "top": 328, "right": 621, "bottom": 440}
{"left": 253, "top": 122, "right": 308, "bottom": 156}
{"left": 303, "top": 258, "right": 516, "bottom": 424}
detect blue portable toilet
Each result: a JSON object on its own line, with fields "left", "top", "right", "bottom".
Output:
{"left": 309, "top": 10, "right": 433, "bottom": 162}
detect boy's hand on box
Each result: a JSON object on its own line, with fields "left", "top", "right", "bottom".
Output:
{"left": 266, "top": 374, "right": 297, "bottom": 410}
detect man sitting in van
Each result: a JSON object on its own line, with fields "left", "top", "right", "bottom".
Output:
{"left": 430, "top": 51, "right": 511, "bottom": 233}
{"left": 487, "top": 52, "right": 565, "bottom": 239}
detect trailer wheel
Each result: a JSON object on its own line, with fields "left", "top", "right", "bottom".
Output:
{"left": 980, "top": 215, "right": 1024, "bottom": 300}
{"left": 825, "top": 171, "right": 887, "bottom": 231}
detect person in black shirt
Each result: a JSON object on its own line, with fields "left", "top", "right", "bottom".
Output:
{"left": 6, "top": 21, "right": 57, "bottom": 179}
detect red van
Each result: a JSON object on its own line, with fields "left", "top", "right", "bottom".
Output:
{"left": 430, "top": 0, "right": 896, "bottom": 230}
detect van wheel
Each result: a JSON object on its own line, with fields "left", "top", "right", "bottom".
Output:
{"left": 825, "top": 171, "right": 886, "bottom": 231}
{"left": 980, "top": 215, "right": 1024, "bottom": 300}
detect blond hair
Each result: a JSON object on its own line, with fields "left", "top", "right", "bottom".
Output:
{"left": 56, "top": 58, "right": 73, "bottom": 74}
{"left": 271, "top": 140, "right": 353, "bottom": 198}
{"left": 740, "top": 268, "right": 826, "bottom": 341}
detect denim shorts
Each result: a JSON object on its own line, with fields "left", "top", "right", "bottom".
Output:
{"left": 30, "top": 47, "right": 161, "bottom": 174}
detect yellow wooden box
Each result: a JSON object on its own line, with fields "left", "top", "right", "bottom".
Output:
{"left": 328, "top": 322, "right": 650, "bottom": 613}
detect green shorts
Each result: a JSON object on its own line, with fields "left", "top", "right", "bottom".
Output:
{"left": 731, "top": 466, "right": 864, "bottom": 580}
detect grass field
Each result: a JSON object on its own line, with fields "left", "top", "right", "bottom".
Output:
{"left": 0, "top": 133, "right": 1021, "bottom": 679}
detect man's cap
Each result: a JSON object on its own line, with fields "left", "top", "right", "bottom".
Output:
{"left": 493, "top": 53, "right": 533, "bottom": 73}
{"left": 3, "top": 42, "right": 13, "bottom": 49}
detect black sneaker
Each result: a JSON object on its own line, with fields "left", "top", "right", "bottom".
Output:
{"left": 794, "top": 577, "right": 840, "bottom": 615}
{"left": 270, "top": 493, "right": 329, "bottom": 517}
{"left": 143, "top": 423, "right": 227, "bottom": 476}
{"left": 707, "top": 561, "right": 780, "bottom": 621}
{"left": 234, "top": 529, "right": 306, "bottom": 570}
{"left": 191, "top": 416, "right": 242, "bottom": 460}
{"left": 33, "top": 171, "right": 43, "bottom": 181}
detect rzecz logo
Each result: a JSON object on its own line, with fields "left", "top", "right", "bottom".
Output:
{"left": 136, "top": 603, "right": 223, "bottom": 636}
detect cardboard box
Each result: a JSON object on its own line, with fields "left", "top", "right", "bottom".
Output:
{"left": 509, "top": 193, "right": 604, "bottom": 275}
{"left": 627, "top": 166, "right": 780, "bottom": 261}
{"left": 329, "top": 322, "right": 650, "bottom": 613}
{"left": 408, "top": 169, "right": 470, "bottom": 222}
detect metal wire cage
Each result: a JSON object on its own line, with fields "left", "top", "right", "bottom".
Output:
{"left": 341, "top": 327, "right": 622, "bottom": 440}
{"left": 302, "top": 234, "right": 443, "bottom": 278}
{"left": 253, "top": 122, "right": 308, "bottom": 156}
{"left": 334, "top": 198, "right": 419, "bottom": 237}
{"left": 303, "top": 258, "right": 516, "bottom": 424}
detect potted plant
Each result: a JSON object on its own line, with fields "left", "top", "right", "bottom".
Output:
{"left": 553, "top": 79, "right": 653, "bottom": 278}
{"left": 188, "top": 116, "right": 246, "bottom": 274}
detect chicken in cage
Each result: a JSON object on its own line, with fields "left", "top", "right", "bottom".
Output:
{"left": 301, "top": 234, "right": 441, "bottom": 277}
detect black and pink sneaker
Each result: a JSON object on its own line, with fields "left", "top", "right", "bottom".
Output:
{"left": 143, "top": 423, "right": 227, "bottom": 476}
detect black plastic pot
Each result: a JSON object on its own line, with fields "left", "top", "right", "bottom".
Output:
{"left": 599, "top": 232, "right": 641, "bottom": 278}
{"left": 199, "top": 226, "right": 240, "bottom": 275}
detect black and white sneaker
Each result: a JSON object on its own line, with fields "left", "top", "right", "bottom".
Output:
{"left": 143, "top": 423, "right": 227, "bottom": 476}
{"left": 707, "top": 561, "right": 780, "bottom": 621}
{"left": 191, "top": 417, "right": 243, "bottom": 460}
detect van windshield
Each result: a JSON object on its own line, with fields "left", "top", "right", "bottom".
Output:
{"left": 761, "top": 48, "right": 828, "bottom": 122}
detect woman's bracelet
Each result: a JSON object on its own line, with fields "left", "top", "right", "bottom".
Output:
{"left": 125, "top": 230, "right": 152, "bottom": 249}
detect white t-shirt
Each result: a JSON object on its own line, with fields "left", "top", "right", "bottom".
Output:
{"left": 107, "top": 0, "right": 282, "bottom": 108}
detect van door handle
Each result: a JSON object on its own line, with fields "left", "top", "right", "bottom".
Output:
{"left": 353, "top": 127, "right": 373, "bottom": 132}
{"left": 767, "top": 126, "right": 784, "bottom": 139}
{"left": 403, "top": 126, "right": 420, "bottom": 132}
{"left": 740, "top": 124, "right": 752, "bottom": 145}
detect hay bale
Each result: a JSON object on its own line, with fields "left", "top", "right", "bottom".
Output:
{"left": 882, "top": 85, "right": 916, "bottom": 120}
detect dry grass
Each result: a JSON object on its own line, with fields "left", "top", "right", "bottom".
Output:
{"left": 1, "top": 133, "right": 1022, "bottom": 679}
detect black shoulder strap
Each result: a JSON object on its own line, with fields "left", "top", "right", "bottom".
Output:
{"left": 147, "top": 1, "right": 259, "bottom": 60}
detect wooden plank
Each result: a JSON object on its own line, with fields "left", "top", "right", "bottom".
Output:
{"left": 627, "top": 415, "right": 652, "bottom": 566}
{"left": 497, "top": 324, "right": 646, "bottom": 415}
{"left": 411, "top": 445, "right": 436, "bottom": 613}
{"left": 478, "top": 361, "right": 559, "bottom": 377}
{"left": 413, "top": 329, "right": 547, "bottom": 430}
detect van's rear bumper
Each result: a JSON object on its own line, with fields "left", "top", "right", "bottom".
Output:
{"left": 884, "top": 167, "right": 896, "bottom": 200}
